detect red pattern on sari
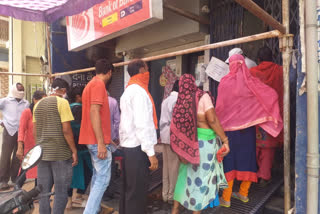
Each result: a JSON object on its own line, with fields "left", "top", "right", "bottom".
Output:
{"left": 170, "top": 74, "right": 209, "bottom": 165}
{"left": 162, "top": 66, "right": 179, "bottom": 100}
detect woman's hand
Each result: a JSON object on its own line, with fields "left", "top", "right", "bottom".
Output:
{"left": 16, "top": 142, "right": 24, "bottom": 161}
{"left": 221, "top": 142, "right": 230, "bottom": 157}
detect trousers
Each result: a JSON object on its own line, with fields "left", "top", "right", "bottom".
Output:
{"left": 161, "top": 144, "right": 179, "bottom": 201}
{"left": 256, "top": 147, "right": 275, "bottom": 180}
{"left": 119, "top": 146, "right": 150, "bottom": 214}
{"left": 38, "top": 159, "right": 73, "bottom": 214}
{"left": 0, "top": 127, "right": 19, "bottom": 183}
{"left": 222, "top": 180, "right": 252, "bottom": 202}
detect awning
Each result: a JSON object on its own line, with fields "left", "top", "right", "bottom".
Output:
{"left": 0, "top": 0, "right": 104, "bottom": 23}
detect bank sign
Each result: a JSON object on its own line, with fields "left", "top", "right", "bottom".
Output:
{"left": 66, "top": 0, "right": 163, "bottom": 51}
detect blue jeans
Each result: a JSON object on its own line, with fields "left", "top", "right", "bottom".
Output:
{"left": 84, "top": 145, "right": 112, "bottom": 214}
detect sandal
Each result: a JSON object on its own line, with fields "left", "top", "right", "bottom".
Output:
{"left": 72, "top": 197, "right": 84, "bottom": 204}
{"left": 232, "top": 192, "right": 249, "bottom": 203}
{"left": 219, "top": 197, "right": 231, "bottom": 208}
{"left": 72, "top": 200, "right": 87, "bottom": 208}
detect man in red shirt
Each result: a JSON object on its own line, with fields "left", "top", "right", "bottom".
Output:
{"left": 79, "top": 59, "right": 113, "bottom": 214}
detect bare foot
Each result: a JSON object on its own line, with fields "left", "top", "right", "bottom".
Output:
{"left": 171, "top": 200, "right": 180, "bottom": 214}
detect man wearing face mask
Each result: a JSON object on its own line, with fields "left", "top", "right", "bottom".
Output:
{"left": 119, "top": 59, "right": 158, "bottom": 214}
{"left": 0, "top": 83, "right": 29, "bottom": 191}
{"left": 33, "top": 78, "right": 78, "bottom": 214}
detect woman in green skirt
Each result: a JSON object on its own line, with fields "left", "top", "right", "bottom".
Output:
{"left": 170, "top": 74, "right": 230, "bottom": 214}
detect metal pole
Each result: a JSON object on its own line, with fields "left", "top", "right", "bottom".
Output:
{"left": 305, "top": 0, "right": 320, "bottom": 212}
{"left": 281, "top": 35, "right": 292, "bottom": 214}
{"left": 46, "top": 23, "right": 52, "bottom": 76}
{"left": 8, "top": 17, "right": 13, "bottom": 85}
{"left": 51, "top": 30, "right": 281, "bottom": 77}
{"left": 281, "top": 0, "right": 291, "bottom": 213}
{"left": 0, "top": 72, "right": 48, "bottom": 77}
{"left": 234, "top": 0, "right": 286, "bottom": 33}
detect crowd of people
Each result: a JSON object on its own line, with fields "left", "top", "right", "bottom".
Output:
{"left": 0, "top": 46, "right": 283, "bottom": 214}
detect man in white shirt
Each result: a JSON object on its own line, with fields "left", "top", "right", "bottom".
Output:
{"left": 119, "top": 59, "right": 158, "bottom": 214}
{"left": 225, "top": 47, "right": 257, "bottom": 69}
{"left": 0, "top": 83, "right": 29, "bottom": 190}
{"left": 159, "top": 80, "right": 179, "bottom": 204}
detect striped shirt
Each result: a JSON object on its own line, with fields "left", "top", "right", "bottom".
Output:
{"left": 33, "top": 96, "right": 74, "bottom": 161}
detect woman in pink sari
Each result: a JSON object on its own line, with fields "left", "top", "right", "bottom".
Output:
{"left": 216, "top": 54, "right": 282, "bottom": 207}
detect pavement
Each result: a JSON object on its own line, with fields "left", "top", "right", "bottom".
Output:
{"left": 12, "top": 181, "right": 222, "bottom": 214}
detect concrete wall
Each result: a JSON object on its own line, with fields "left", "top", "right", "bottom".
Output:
{"left": 11, "top": 19, "right": 46, "bottom": 101}
{"left": 0, "top": 63, "right": 8, "bottom": 98}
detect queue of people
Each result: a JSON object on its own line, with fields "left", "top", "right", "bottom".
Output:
{"left": 0, "top": 45, "right": 283, "bottom": 214}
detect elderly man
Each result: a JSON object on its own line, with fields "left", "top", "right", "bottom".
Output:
{"left": 0, "top": 83, "right": 29, "bottom": 190}
{"left": 159, "top": 80, "right": 179, "bottom": 204}
{"left": 119, "top": 59, "right": 158, "bottom": 214}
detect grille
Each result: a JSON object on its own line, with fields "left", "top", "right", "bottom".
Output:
{"left": 146, "top": 176, "right": 283, "bottom": 214}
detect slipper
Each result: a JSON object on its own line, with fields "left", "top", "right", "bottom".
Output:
{"left": 72, "top": 198, "right": 85, "bottom": 204}
{"left": 259, "top": 178, "right": 272, "bottom": 187}
{"left": 72, "top": 200, "right": 87, "bottom": 208}
{"left": 232, "top": 192, "right": 249, "bottom": 203}
{"left": 219, "top": 197, "right": 231, "bottom": 208}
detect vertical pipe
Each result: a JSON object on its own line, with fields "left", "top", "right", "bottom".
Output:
{"left": 8, "top": 17, "right": 13, "bottom": 85}
{"left": 282, "top": 0, "right": 291, "bottom": 213}
{"left": 306, "top": 0, "right": 320, "bottom": 212}
{"left": 46, "top": 23, "right": 52, "bottom": 77}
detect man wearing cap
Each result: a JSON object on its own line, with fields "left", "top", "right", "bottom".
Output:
{"left": 225, "top": 48, "right": 257, "bottom": 69}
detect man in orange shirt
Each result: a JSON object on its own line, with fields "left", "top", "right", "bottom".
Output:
{"left": 79, "top": 59, "right": 113, "bottom": 214}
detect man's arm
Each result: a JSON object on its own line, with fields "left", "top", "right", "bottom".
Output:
{"left": 132, "top": 90, "right": 158, "bottom": 171}
{"left": 113, "top": 101, "right": 120, "bottom": 141}
{"left": 0, "top": 98, "right": 6, "bottom": 110}
{"left": 90, "top": 104, "right": 107, "bottom": 160}
{"left": 62, "top": 121, "right": 78, "bottom": 166}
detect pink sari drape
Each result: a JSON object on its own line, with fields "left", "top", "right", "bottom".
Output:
{"left": 215, "top": 54, "right": 283, "bottom": 137}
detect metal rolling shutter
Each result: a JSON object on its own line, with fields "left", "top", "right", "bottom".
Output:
{"left": 108, "top": 66, "right": 124, "bottom": 104}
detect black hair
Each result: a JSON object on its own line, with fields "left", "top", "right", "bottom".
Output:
{"left": 172, "top": 80, "right": 179, "bottom": 92}
{"left": 30, "top": 90, "right": 46, "bottom": 114}
{"left": 127, "top": 59, "right": 146, "bottom": 77}
{"left": 67, "top": 86, "right": 84, "bottom": 103}
{"left": 52, "top": 78, "right": 70, "bottom": 92}
{"left": 95, "top": 59, "right": 114, "bottom": 75}
{"left": 106, "top": 76, "right": 113, "bottom": 91}
{"left": 257, "top": 46, "right": 273, "bottom": 62}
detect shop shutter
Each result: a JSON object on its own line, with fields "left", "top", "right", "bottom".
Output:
{"left": 108, "top": 66, "right": 124, "bottom": 104}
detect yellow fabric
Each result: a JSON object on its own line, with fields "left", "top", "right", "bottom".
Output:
{"left": 222, "top": 180, "right": 234, "bottom": 202}
{"left": 239, "top": 181, "right": 252, "bottom": 197}
{"left": 57, "top": 96, "right": 74, "bottom": 122}
{"left": 33, "top": 96, "right": 74, "bottom": 123}
{"left": 33, "top": 101, "right": 39, "bottom": 123}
